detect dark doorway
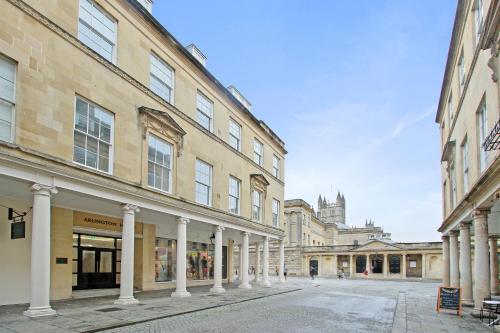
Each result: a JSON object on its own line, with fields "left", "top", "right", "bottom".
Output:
{"left": 79, "top": 248, "right": 116, "bottom": 289}
{"left": 310, "top": 258, "right": 318, "bottom": 275}
{"left": 356, "top": 256, "right": 366, "bottom": 273}
{"left": 371, "top": 255, "right": 383, "bottom": 273}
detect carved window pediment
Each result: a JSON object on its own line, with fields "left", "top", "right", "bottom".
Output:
{"left": 250, "top": 173, "right": 270, "bottom": 197}
{"left": 139, "top": 106, "right": 186, "bottom": 156}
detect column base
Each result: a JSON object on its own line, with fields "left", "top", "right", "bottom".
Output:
{"left": 114, "top": 296, "right": 139, "bottom": 306}
{"left": 238, "top": 283, "right": 252, "bottom": 289}
{"left": 279, "top": 278, "right": 286, "bottom": 283}
{"left": 23, "top": 306, "right": 57, "bottom": 317}
{"left": 260, "top": 280, "right": 271, "bottom": 287}
{"left": 209, "top": 286, "right": 226, "bottom": 293}
{"left": 461, "top": 300, "right": 474, "bottom": 307}
{"left": 171, "top": 290, "right": 191, "bottom": 298}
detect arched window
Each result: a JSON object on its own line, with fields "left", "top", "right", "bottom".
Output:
{"left": 389, "top": 255, "right": 401, "bottom": 274}
{"left": 356, "top": 256, "right": 366, "bottom": 273}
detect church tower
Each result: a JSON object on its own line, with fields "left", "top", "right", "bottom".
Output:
{"left": 333, "top": 192, "right": 346, "bottom": 224}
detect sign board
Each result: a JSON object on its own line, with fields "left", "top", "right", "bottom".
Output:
{"left": 73, "top": 211, "right": 142, "bottom": 234}
{"left": 436, "top": 287, "right": 461, "bottom": 316}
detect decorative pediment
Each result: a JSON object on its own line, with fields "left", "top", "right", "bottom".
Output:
{"left": 352, "top": 240, "right": 402, "bottom": 252}
{"left": 139, "top": 106, "right": 186, "bottom": 156}
{"left": 441, "top": 140, "right": 456, "bottom": 162}
{"left": 250, "top": 174, "right": 270, "bottom": 197}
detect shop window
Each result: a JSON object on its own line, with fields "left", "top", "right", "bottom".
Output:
{"left": 155, "top": 238, "right": 177, "bottom": 282}
{"left": 356, "top": 256, "right": 366, "bottom": 273}
{"left": 389, "top": 255, "right": 401, "bottom": 274}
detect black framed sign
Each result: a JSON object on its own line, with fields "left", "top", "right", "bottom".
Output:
{"left": 11, "top": 221, "right": 25, "bottom": 239}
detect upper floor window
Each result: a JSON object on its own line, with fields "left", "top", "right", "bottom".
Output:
{"left": 458, "top": 49, "right": 465, "bottom": 93}
{"left": 148, "top": 134, "right": 173, "bottom": 193}
{"left": 196, "top": 92, "right": 213, "bottom": 132}
{"left": 253, "top": 139, "right": 263, "bottom": 166}
{"left": 150, "top": 54, "right": 174, "bottom": 103}
{"left": 0, "top": 56, "right": 16, "bottom": 143}
{"left": 228, "top": 176, "right": 241, "bottom": 215}
{"left": 478, "top": 100, "right": 488, "bottom": 171}
{"left": 74, "top": 97, "right": 114, "bottom": 173}
{"left": 78, "top": 0, "right": 117, "bottom": 63}
{"left": 474, "top": 0, "right": 484, "bottom": 46}
{"left": 229, "top": 119, "right": 241, "bottom": 151}
{"left": 447, "top": 93, "right": 453, "bottom": 125}
{"left": 252, "top": 189, "right": 262, "bottom": 222}
{"left": 450, "top": 159, "right": 457, "bottom": 209}
{"left": 272, "top": 198, "right": 280, "bottom": 228}
{"left": 461, "top": 137, "right": 469, "bottom": 194}
{"left": 272, "top": 155, "right": 280, "bottom": 178}
{"left": 195, "top": 159, "right": 212, "bottom": 206}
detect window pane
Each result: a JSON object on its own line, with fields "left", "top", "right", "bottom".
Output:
{"left": 148, "top": 161, "right": 155, "bottom": 187}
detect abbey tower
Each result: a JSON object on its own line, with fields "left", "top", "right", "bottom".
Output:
{"left": 317, "top": 192, "right": 346, "bottom": 226}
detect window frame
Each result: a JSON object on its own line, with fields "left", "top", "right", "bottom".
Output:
{"left": 73, "top": 95, "right": 114, "bottom": 174}
{"left": 228, "top": 118, "right": 242, "bottom": 151}
{"left": 149, "top": 53, "right": 175, "bottom": 104}
{"left": 196, "top": 91, "right": 214, "bottom": 132}
{"left": 147, "top": 133, "right": 174, "bottom": 194}
{"left": 0, "top": 55, "right": 16, "bottom": 143}
{"left": 195, "top": 159, "right": 212, "bottom": 206}
{"left": 474, "top": 0, "right": 484, "bottom": 46}
{"left": 449, "top": 158, "right": 457, "bottom": 209}
{"left": 272, "top": 154, "right": 280, "bottom": 178}
{"left": 457, "top": 49, "right": 465, "bottom": 93}
{"left": 228, "top": 176, "right": 241, "bottom": 215}
{"left": 478, "top": 100, "right": 488, "bottom": 172}
{"left": 461, "top": 136, "right": 469, "bottom": 194}
{"left": 253, "top": 138, "right": 263, "bottom": 166}
{"left": 77, "top": 0, "right": 118, "bottom": 64}
{"left": 251, "top": 189, "right": 262, "bottom": 222}
{"left": 272, "top": 198, "right": 280, "bottom": 228}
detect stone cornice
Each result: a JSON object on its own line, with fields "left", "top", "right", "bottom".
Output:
{"left": 5, "top": 0, "right": 285, "bottom": 186}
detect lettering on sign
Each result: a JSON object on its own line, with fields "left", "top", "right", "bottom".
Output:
{"left": 436, "top": 287, "right": 461, "bottom": 316}
{"left": 73, "top": 211, "right": 143, "bottom": 234}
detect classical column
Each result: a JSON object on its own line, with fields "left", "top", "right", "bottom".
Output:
{"left": 473, "top": 209, "right": 490, "bottom": 313}
{"left": 238, "top": 245, "right": 243, "bottom": 280}
{"left": 318, "top": 255, "right": 322, "bottom": 277}
{"left": 383, "top": 254, "right": 388, "bottom": 278}
{"left": 421, "top": 253, "right": 426, "bottom": 279}
{"left": 489, "top": 236, "right": 499, "bottom": 296}
{"left": 24, "top": 184, "right": 58, "bottom": 317}
{"left": 209, "top": 226, "right": 225, "bottom": 293}
{"left": 349, "top": 254, "right": 354, "bottom": 277}
{"left": 239, "top": 232, "right": 251, "bottom": 289}
{"left": 253, "top": 242, "right": 261, "bottom": 282}
{"left": 449, "top": 231, "right": 460, "bottom": 288}
{"left": 332, "top": 255, "right": 338, "bottom": 277}
{"left": 279, "top": 238, "right": 285, "bottom": 283}
{"left": 442, "top": 235, "right": 450, "bottom": 286}
{"left": 459, "top": 222, "right": 473, "bottom": 305}
{"left": 262, "top": 236, "right": 270, "bottom": 287}
{"left": 171, "top": 217, "right": 191, "bottom": 297}
{"left": 402, "top": 254, "right": 407, "bottom": 279}
{"left": 366, "top": 254, "right": 370, "bottom": 275}
{"left": 115, "top": 204, "right": 140, "bottom": 305}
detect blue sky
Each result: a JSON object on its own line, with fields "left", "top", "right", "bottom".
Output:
{"left": 153, "top": 1, "right": 457, "bottom": 242}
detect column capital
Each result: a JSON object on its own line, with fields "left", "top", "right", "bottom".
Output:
{"left": 241, "top": 231, "right": 250, "bottom": 237}
{"left": 31, "top": 183, "right": 58, "bottom": 196}
{"left": 441, "top": 235, "right": 449, "bottom": 241}
{"left": 449, "top": 230, "right": 459, "bottom": 237}
{"left": 215, "top": 225, "right": 225, "bottom": 232}
{"left": 489, "top": 235, "right": 499, "bottom": 240}
{"left": 473, "top": 208, "right": 491, "bottom": 218}
{"left": 460, "top": 221, "right": 472, "bottom": 229}
{"left": 121, "top": 204, "right": 139, "bottom": 213}
{"left": 176, "top": 216, "right": 190, "bottom": 224}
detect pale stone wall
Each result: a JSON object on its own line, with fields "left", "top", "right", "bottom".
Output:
{"left": 50, "top": 207, "right": 74, "bottom": 300}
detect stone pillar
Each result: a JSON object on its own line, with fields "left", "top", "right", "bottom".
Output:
{"left": 442, "top": 235, "right": 450, "bottom": 286}
{"left": 449, "top": 231, "right": 460, "bottom": 288}
{"left": 239, "top": 232, "right": 251, "bottom": 289}
{"left": 238, "top": 245, "right": 243, "bottom": 280}
{"left": 115, "top": 204, "right": 140, "bottom": 305}
{"left": 402, "top": 254, "right": 407, "bottom": 279}
{"left": 332, "top": 255, "right": 338, "bottom": 277}
{"left": 279, "top": 239, "right": 285, "bottom": 283}
{"left": 383, "top": 254, "right": 388, "bottom": 278}
{"left": 171, "top": 217, "right": 191, "bottom": 297}
{"left": 473, "top": 209, "right": 490, "bottom": 312}
{"left": 366, "top": 254, "right": 370, "bottom": 275}
{"left": 253, "top": 242, "right": 261, "bottom": 282}
{"left": 24, "top": 184, "right": 58, "bottom": 317}
{"left": 489, "top": 236, "right": 499, "bottom": 296}
{"left": 421, "top": 253, "right": 426, "bottom": 279}
{"left": 459, "top": 222, "right": 473, "bottom": 305}
{"left": 349, "top": 255, "right": 354, "bottom": 278}
{"left": 317, "top": 255, "right": 322, "bottom": 276}
{"left": 210, "top": 226, "right": 225, "bottom": 293}
{"left": 262, "top": 236, "right": 270, "bottom": 287}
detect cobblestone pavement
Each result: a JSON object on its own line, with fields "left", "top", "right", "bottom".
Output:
{"left": 0, "top": 278, "right": 495, "bottom": 333}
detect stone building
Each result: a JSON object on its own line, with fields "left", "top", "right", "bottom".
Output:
{"left": 435, "top": 0, "right": 499, "bottom": 314}
{"left": 247, "top": 196, "right": 443, "bottom": 281}
{"left": 0, "top": 0, "right": 288, "bottom": 316}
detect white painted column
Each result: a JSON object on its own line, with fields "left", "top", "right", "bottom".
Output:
{"left": 253, "top": 242, "right": 261, "bottom": 282}
{"left": 442, "top": 235, "right": 450, "bottom": 286}
{"left": 473, "top": 209, "right": 490, "bottom": 312}
{"left": 24, "top": 184, "right": 58, "bottom": 317}
{"left": 421, "top": 253, "right": 426, "bottom": 279}
{"left": 402, "top": 254, "right": 407, "bottom": 279}
{"left": 349, "top": 255, "right": 354, "bottom": 278}
{"left": 115, "top": 204, "right": 140, "bottom": 305}
{"left": 279, "top": 239, "right": 285, "bottom": 283}
{"left": 489, "top": 236, "right": 499, "bottom": 296}
{"left": 262, "top": 236, "right": 271, "bottom": 287}
{"left": 449, "top": 231, "right": 460, "bottom": 288}
{"left": 210, "top": 226, "right": 225, "bottom": 293}
{"left": 383, "top": 254, "right": 388, "bottom": 278}
{"left": 172, "top": 217, "right": 191, "bottom": 298}
{"left": 366, "top": 254, "right": 370, "bottom": 275}
{"left": 239, "top": 232, "right": 251, "bottom": 289}
{"left": 238, "top": 245, "right": 243, "bottom": 280}
{"left": 459, "top": 222, "right": 473, "bottom": 304}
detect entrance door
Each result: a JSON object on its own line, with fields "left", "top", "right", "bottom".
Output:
{"left": 79, "top": 248, "right": 116, "bottom": 289}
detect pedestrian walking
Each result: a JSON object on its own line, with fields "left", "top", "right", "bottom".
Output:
{"left": 284, "top": 264, "right": 288, "bottom": 281}
{"left": 310, "top": 266, "right": 315, "bottom": 280}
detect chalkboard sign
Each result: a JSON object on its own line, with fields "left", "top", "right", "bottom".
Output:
{"left": 436, "top": 287, "right": 461, "bottom": 316}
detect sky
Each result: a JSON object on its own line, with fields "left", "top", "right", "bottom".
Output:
{"left": 153, "top": 0, "right": 457, "bottom": 242}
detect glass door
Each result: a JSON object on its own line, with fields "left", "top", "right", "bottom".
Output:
{"left": 78, "top": 248, "right": 116, "bottom": 289}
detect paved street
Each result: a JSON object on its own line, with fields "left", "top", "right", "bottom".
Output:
{"left": 0, "top": 278, "right": 494, "bottom": 333}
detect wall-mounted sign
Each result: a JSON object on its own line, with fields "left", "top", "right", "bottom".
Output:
{"left": 11, "top": 221, "right": 25, "bottom": 239}
{"left": 56, "top": 257, "right": 68, "bottom": 264}
{"left": 342, "top": 261, "right": 348, "bottom": 267}
{"left": 73, "top": 211, "right": 142, "bottom": 234}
